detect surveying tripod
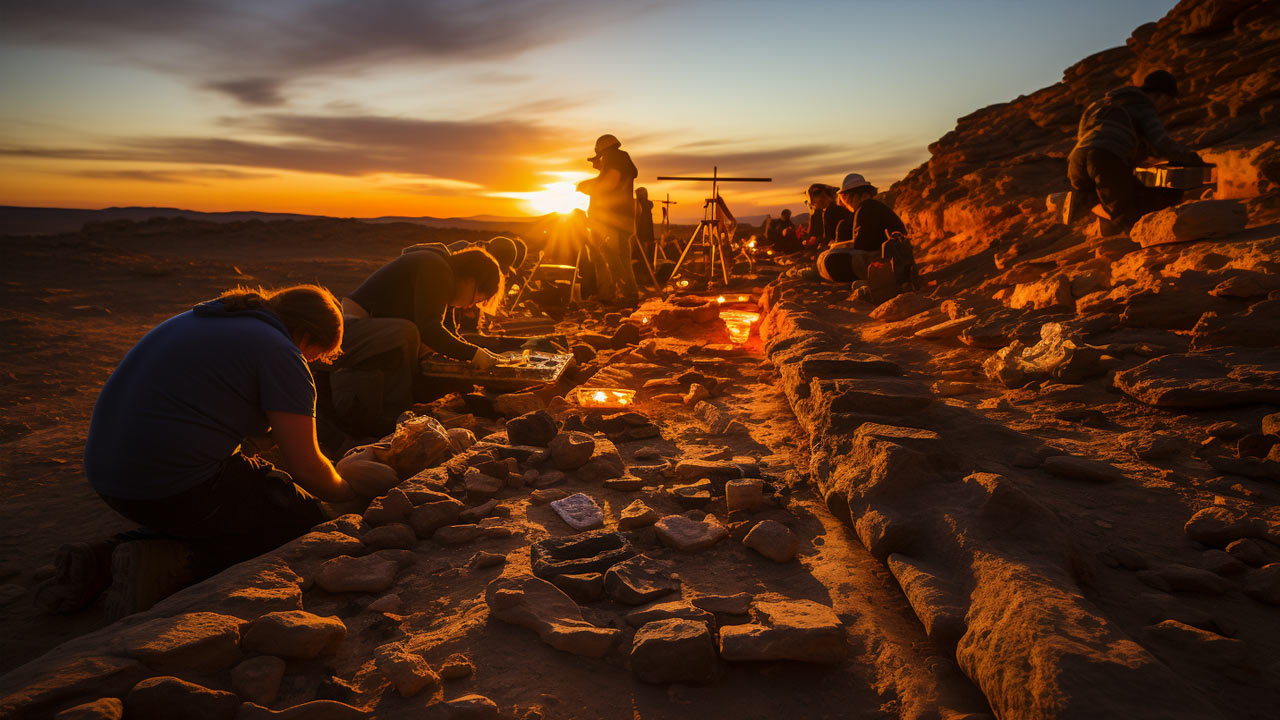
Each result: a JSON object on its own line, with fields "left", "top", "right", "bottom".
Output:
{"left": 657, "top": 166, "right": 770, "bottom": 288}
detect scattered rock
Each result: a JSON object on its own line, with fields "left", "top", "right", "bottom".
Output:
{"left": 494, "top": 392, "right": 545, "bottom": 418}
{"left": 550, "top": 493, "right": 605, "bottom": 531}
{"left": 618, "top": 500, "right": 660, "bottom": 530}
{"left": 668, "top": 479, "right": 713, "bottom": 509}
{"left": 625, "top": 600, "right": 716, "bottom": 628}
{"left": 54, "top": 698, "right": 123, "bottom": 720}
{"left": 243, "top": 611, "right": 347, "bottom": 659}
{"left": 1042, "top": 455, "right": 1125, "bottom": 483}
{"left": 505, "top": 410, "right": 559, "bottom": 446}
{"left": 530, "top": 530, "right": 635, "bottom": 580}
{"left": 334, "top": 459, "right": 400, "bottom": 498}
{"left": 718, "top": 599, "right": 846, "bottom": 663}
{"left": 409, "top": 496, "right": 465, "bottom": 538}
{"left": 484, "top": 571, "right": 621, "bottom": 657}
{"left": 683, "top": 383, "right": 711, "bottom": 405}
{"left": 673, "top": 459, "right": 742, "bottom": 485}
{"left": 367, "top": 593, "right": 403, "bottom": 613}
{"left": 231, "top": 655, "right": 286, "bottom": 706}
{"left": 468, "top": 551, "right": 507, "bottom": 569}
{"left": 549, "top": 431, "right": 595, "bottom": 470}
{"left": 373, "top": 643, "right": 442, "bottom": 699}
{"left": 1129, "top": 199, "right": 1247, "bottom": 248}
{"left": 630, "top": 618, "right": 718, "bottom": 685}
{"left": 691, "top": 593, "right": 753, "bottom": 615}
{"left": 1115, "top": 350, "right": 1280, "bottom": 409}
{"left": 655, "top": 515, "right": 728, "bottom": 552}
{"left": 112, "top": 611, "right": 242, "bottom": 673}
{"left": 316, "top": 553, "right": 403, "bottom": 594}
{"left": 124, "top": 676, "right": 238, "bottom": 720}
{"left": 743, "top": 520, "right": 799, "bottom": 562}
{"left": 603, "top": 555, "right": 679, "bottom": 605}
{"left": 550, "top": 572, "right": 605, "bottom": 602}
{"left": 725, "top": 478, "right": 764, "bottom": 512}
{"left": 530, "top": 488, "right": 569, "bottom": 504}
{"left": 1244, "top": 563, "right": 1280, "bottom": 605}
{"left": 433, "top": 525, "right": 481, "bottom": 545}
{"left": 439, "top": 653, "right": 475, "bottom": 680}
{"left": 463, "top": 468, "right": 505, "bottom": 500}
{"left": 362, "top": 488, "right": 414, "bottom": 526}
{"left": 1184, "top": 506, "right": 1262, "bottom": 547}
{"left": 362, "top": 523, "right": 417, "bottom": 550}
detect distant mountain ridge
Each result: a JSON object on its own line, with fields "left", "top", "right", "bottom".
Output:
{"left": 0, "top": 205, "right": 552, "bottom": 236}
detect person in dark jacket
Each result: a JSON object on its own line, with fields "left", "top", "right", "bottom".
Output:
{"left": 818, "top": 173, "right": 907, "bottom": 283}
{"left": 331, "top": 246, "right": 503, "bottom": 436}
{"left": 635, "top": 187, "right": 657, "bottom": 265}
{"left": 40, "top": 285, "right": 356, "bottom": 618}
{"left": 804, "top": 183, "right": 852, "bottom": 252}
{"left": 763, "top": 209, "right": 797, "bottom": 253}
{"left": 1067, "top": 70, "right": 1202, "bottom": 231}
{"left": 577, "top": 134, "right": 639, "bottom": 304}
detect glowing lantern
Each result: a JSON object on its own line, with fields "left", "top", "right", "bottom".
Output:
{"left": 747, "top": 239, "right": 757, "bottom": 249}
{"left": 677, "top": 279, "right": 690, "bottom": 288}
{"left": 718, "top": 310, "right": 760, "bottom": 345}
{"left": 577, "top": 387, "right": 635, "bottom": 408}
{"left": 716, "top": 295, "right": 726, "bottom": 304}
{"left": 737, "top": 295, "right": 748, "bottom": 302}
{"left": 641, "top": 316, "right": 650, "bottom": 324}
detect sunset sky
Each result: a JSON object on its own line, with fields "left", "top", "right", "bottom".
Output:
{"left": 0, "top": 0, "right": 1176, "bottom": 221}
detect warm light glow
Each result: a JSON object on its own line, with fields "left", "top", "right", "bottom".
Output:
{"left": 641, "top": 316, "right": 650, "bottom": 324}
{"left": 578, "top": 387, "right": 635, "bottom": 408}
{"left": 737, "top": 295, "right": 748, "bottom": 302}
{"left": 678, "top": 279, "right": 690, "bottom": 288}
{"left": 747, "top": 239, "right": 757, "bottom": 249}
{"left": 716, "top": 295, "right": 725, "bottom": 304}
{"left": 719, "top": 310, "right": 760, "bottom": 345}
{"left": 523, "top": 182, "right": 590, "bottom": 215}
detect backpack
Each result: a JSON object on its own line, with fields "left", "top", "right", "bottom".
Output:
{"left": 881, "top": 231, "right": 918, "bottom": 290}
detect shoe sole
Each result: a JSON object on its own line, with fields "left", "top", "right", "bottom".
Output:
{"left": 103, "top": 540, "right": 194, "bottom": 621}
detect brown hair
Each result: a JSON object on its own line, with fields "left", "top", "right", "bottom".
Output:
{"left": 217, "top": 284, "right": 343, "bottom": 362}
{"left": 449, "top": 247, "right": 505, "bottom": 314}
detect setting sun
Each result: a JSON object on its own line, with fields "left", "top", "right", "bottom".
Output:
{"left": 522, "top": 181, "right": 590, "bottom": 215}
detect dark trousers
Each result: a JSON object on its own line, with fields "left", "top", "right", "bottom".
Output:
{"left": 328, "top": 316, "right": 421, "bottom": 437}
{"left": 100, "top": 453, "right": 327, "bottom": 577}
{"left": 1068, "top": 146, "right": 1183, "bottom": 231}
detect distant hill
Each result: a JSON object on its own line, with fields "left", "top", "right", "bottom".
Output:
{"left": 0, "top": 205, "right": 550, "bottom": 237}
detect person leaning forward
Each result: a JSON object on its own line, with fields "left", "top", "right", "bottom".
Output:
{"left": 1067, "top": 69, "right": 1203, "bottom": 232}
{"left": 41, "top": 285, "right": 359, "bottom": 619}
{"left": 330, "top": 245, "right": 504, "bottom": 437}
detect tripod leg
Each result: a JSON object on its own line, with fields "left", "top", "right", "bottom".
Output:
{"left": 718, "top": 233, "right": 731, "bottom": 285}
{"left": 510, "top": 251, "right": 542, "bottom": 308}
{"left": 668, "top": 223, "right": 703, "bottom": 286}
{"left": 569, "top": 244, "right": 584, "bottom": 305}
{"left": 633, "top": 234, "right": 662, "bottom": 293}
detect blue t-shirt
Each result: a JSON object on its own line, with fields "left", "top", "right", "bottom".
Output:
{"left": 84, "top": 301, "right": 316, "bottom": 500}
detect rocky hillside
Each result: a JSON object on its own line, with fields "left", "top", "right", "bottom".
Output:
{"left": 886, "top": 0, "right": 1279, "bottom": 269}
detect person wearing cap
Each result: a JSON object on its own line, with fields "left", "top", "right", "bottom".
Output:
{"left": 1066, "top": 69, "right": 1203, "bottom": 232}
{"left": 576, "top": 134, "right": 640, "bottom": 305}
{"left": 804, "top": 183, "right": 852, "bottom": 252}
{"left": 325, "top": 245, "right": 504, "bottom": 438}
{"left": 816, "top": 173, "right": 906, "bottom": 283}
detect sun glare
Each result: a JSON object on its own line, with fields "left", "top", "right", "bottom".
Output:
{"left": 524, "top": 181, "right": 589, "bottom": 215}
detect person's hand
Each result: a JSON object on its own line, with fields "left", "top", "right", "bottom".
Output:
{"left": 471, "top": 347, "right": 500, "bottom": 372}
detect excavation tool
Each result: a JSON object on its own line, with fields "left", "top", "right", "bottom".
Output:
{"left": 657, "top": 167, "right": 771, "bottom": 289}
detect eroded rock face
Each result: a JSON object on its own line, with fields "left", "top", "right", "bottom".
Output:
{"left": 1115, "top": 350, "right": 1280, "bottom": 408}
{"left": 1130, "top": 200, "right": 1248, "bottom": 248}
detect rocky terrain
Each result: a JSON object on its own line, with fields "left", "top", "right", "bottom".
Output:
{"left": 2, "top": 0, "right": 1279, "bottom": 718}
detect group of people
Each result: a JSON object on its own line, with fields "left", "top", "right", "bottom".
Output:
{"left": 41, "top": 68, "right": 1202, "bottom": 617}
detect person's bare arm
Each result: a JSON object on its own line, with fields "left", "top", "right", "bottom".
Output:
{"left": 267, "top": 411, "right": 355, "bottom": 502}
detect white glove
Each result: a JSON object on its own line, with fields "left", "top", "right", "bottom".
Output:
{"left": 471, "top": 347, "right": 500, "bottom": 371}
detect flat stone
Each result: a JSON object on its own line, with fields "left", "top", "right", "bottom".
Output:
{"left": 618, "top": 500, "right": 660, "bottom": 530}
{"left": 626, "top": 600, "right": 716, "bottom": 628}
{"left": 459, "top": 499, "right": 499, "bottom": 522}
{"left": 725, "top": 479, "right": 764, "bottom": 512}
{"left": 530, "top": 529, "right": 635, "bottom": 580}
{"left": 362, "top": 489, "right": 414, "bottom": 526}
{"left": 485, "top": 571, "right": 622, "bottom": 657}
{"left": 1042, "top": 455, "right": 1125, "bottom": 483}
{"left": 468, "top": 551, "right": 507, "bottom": 569}
{"left": 409, "top": 497, "right": 465, "bottom": 538}
{"left": 673, "top": 459, "right": 742, "bottom": 485}
{"left": 692, "top": 592, "right": 753, "bottom": 615}
{"left": 814, "top": 377, "right": 934, "bottom": 415}
{"left": 530, "top": 488, "right": 569, "bottom": 504}
{"left": 505, "top": 410, "right": 559, "bottom": 446}
{"left": 655, "top": 515, "right": 728, "bottom": 552}
{"left": 316, "top": 554, "right": 402, "bottom": 594}
{"left": 743, "top": 520, "right": 799, "bottom": 562}
{"left": 668, "top": 479, "right": 713, "bottom": 509}
{"left": 1129, "top": 199, "right": 1247, "bottom": 248}
{"left": 550, "top": 493, "right": 605, "bottom": 530}
{"left": 367, "top": 593, "right": 403, "bottom": 613}
{"left": 798, "top": 351, "right": 902, "bottom": 377}
{"left": 463, "top": 468, "right": 505, "bottom": 500}
{"left": 124, "top": 676, "right": 238, "bottom": 720}
{"left": 494, "top": 391, "right": 544, "bottom": 418}
{"left": 242, "top": 611, "right": 347, "bottom": 659}
{"left": 231, "top": 655, "right": 286, "bottom": 706}
{"left": 54, "top": 698, "right": 124, "bottom": 720}
{"left": 869, "top": 292, "right": 934, "bottom": 322}
{"left": 551, "top": 572, "right": 605, "bottom": 602}
{"left": 362, "top": 523, "right": 417, "bottom": 550}
{"left": 630, "top": 618, "right": 718, "bottom": 685}
{"left": 533, "top": 469, "right": 567, "bottom": 487}
{"left": 433, "top": 524, "right": 482, "bottom": 545}
{"left": 718, "top": 599, "right": 846, "bottom": 663}
{"left": 1115, "top": 350, "right": 1280, "bottom": 409}
{"left": 373, "top": 643, "right": 442, "bottom": 699}
{"left": 549, "top": 431, "right": 597, "bottom": 471}
{"left": 111, "top": 611, "right": 242, "bottom": 673}
{"left": 604, "top": 555, "right": 679, "bottom": 605}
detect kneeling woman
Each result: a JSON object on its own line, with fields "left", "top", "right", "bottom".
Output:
{"left": 59, "top": 285, "right": 357, "bottom": 617}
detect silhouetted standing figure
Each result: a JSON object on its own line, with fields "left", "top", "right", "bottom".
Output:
{"left": 577, "top": 134, "right": 639, "bottom": 304}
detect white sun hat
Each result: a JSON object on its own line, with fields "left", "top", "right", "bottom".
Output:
{"left": 839, "top": 172, "right": 872, "bottom": 193}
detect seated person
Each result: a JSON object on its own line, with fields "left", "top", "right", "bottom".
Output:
{"left": 817, "top": 173, "right": 907, "bottom": 283}
{"left": 330, "top": 246, "right": 503, "bottom": 437}
{"left": 41, "top": 285, "right": 357, "bottom": 618}
{"left": 1067, "top": 69, "right": 1202, "bottom": 232}
{"left": 763, "top": 209, "right": 797, "bottom": 252}
{"left": 804, "top": 183, "right": 852, "bottom": 254}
